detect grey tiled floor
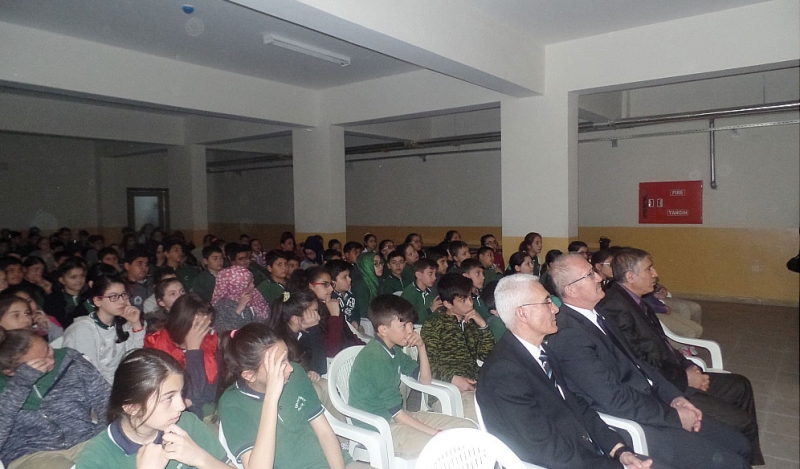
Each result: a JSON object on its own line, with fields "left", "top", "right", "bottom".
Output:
{"left": 694, "top": 300, "right": 799, "bottom": 468}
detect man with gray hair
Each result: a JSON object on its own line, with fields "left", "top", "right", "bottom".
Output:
{"left": 476, "top": 274, "right": 654, "bottom": 469}
{"left": 546, "top": 253, "right": 751, "bottom": 469}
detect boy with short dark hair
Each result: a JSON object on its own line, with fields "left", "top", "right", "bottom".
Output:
{"left": 323, "top": 249, "right": 342, "bottom": 263}
{"left": 326, "top": 259, "right": 358, "bottom": 328}
{"left": 164, "top": 236, "right": 198, "bottom": 291}
{"left": 227, "top": 242, "right": 267, "bottom": 286}
{"left": 420, "top": 273, "right": 494, "bottom": 421}
{"left": 284, "top": 250, "right": 301, "bottom": 278}
{"left": 379, "top": 250, "right": 407, "bottom": 295}
{"left": 479, "top": 280, "right": 506, "bottom": 342}
{"left": 255, "top": 249, "right": 288, "bottom": 303}
{"left": 96, "top": 246, "right": 122, "bottom": 272}
{"left": 191, "top": 245, "right": 224, "bottom": 302}
{"left": 123, "top": 248, "right": 151, "bottom": 311}
{"left": 0, "top": 256, "right": 24, "bottom": 287}
{"left": 460, "top": 258, "right": 491, "bottom": 320}
{"left": 343, "top": 241, "right": 364, "bottom": 283}
{"left": 400, "top": 258, "right": 442, "bottom": 324}
{"left": 424, "top": 247, "right": 449, "bottom": 277}
{"left": 446, "top": 241, "right": 471, "bottom": 274}
{"left": 349, "top": 294, "right": 474, "bottom": 457}
{"left": 476, "top": 246, "right": 501, "bottom": 284}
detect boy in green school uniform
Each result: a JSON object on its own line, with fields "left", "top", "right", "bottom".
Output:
{"left": 191, "top": 245, "right": 224, "bottom": 302}
{"left": 164, "top": 237, "right": 199, "bottom": 292}
{"left": 477, "top": 246, "right": 502, "bottom": 284}
{"left": 400, "top": 259, "right": 442, "bottom": 324}
{"left": 348, "top": 295, "right": 474, "bottom": 458}
{"left": 460, "top": 258, "right": 491, "bottom": 320}
{"left": 379, "top": 249, "right": 407, "bottom": 295}
{"left": 446, "top": 241, "right": 471, "bottom": 274}
{"left": 255, "top": 250, "right": 289, "bottom": 303}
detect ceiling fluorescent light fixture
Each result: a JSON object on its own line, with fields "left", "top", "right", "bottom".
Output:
{"left": 263, "top": 34, "right": 350, "bottom": 67}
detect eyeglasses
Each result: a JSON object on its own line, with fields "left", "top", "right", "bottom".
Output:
{"left": 98, "top": 292, "right": 130, "bottom": 302}
{"left": 565, "top": 268, "right": 598, "bottom": 288}
{"left": 373, "top": 260, "right": 385, "bottom": 267}
{"left": 311, "top": 281, "right": 333, "bottom": 288}
{"left": 519, "top": 297, "right": 554, "bottom": 308}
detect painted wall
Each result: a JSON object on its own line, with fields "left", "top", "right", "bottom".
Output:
{"left": 0, "top": 133, "right": 98, "bottom": 232}
{"left": 578, "top": 111, "right": 799, "bottom": 304}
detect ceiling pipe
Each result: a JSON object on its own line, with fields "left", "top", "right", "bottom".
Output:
{"left": 579, "top": 100, "right": 799, "bottom": 132}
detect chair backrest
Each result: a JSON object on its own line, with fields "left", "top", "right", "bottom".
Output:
{"left": 329, "top": 345, "right": 365, "bottom": 405}
{"left": 417, "top": 428, "right": 528, "bottom": 469}
{"left": 49, "top": 336, "right": 64, "bottom": 349}
{"left": 474, "top": 395, "right": 487, "bottom": 431}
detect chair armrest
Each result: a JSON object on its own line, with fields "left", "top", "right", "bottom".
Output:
{"left": 660, "top": 321, "right": 725, "bottom": 370}
{"left": 400, "top": 375, "right": 465, "bottom": 418}
{"left": 325, "top": 410, "right": 389, "bottom": 469}
{"left": 598, "top": 412, "right": 649, "bottom": 456}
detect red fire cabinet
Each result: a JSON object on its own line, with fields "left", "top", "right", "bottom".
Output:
{"left": 639, "top": 181, "right": 703, "bottom": 224}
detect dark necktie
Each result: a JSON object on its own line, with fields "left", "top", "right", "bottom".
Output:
{"left": 539, "top": 350, "right": 557, "bottom": 388}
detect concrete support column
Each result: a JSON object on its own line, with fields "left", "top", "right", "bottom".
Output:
{"left": 500, "top": 90, "right": 578, "bottom": 261}
{"left": 167, "top": 145, "right": 208, "bottom": 245}
{"left": 292, "top": 125, "right": 347, "bottom": 245}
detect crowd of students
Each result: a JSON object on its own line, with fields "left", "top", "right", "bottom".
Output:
{"left": 0, "top": 225, "right": 752, "bottom": 469}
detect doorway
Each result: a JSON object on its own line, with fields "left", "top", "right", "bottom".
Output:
{"left": 127, "top": 188, "right": 170, "bottom": 232}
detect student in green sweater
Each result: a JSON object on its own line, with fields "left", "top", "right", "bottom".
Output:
{"left": 479, "top": 280, "right": 507, "bottom": 342}
{"left": 460, "top": 259, "right": 491, "bottom": 320}
{"left": 446, "top": 241, "right": 471, "bottom": 274}
{"left": 400, "top": 259, "right": 441, "bottom": 324}
{"left": 255, "top": 250, "right": 289, "bottom": 304}
{"left": 164, "top": 237, "right": 199, "bottom": 293}
{"left": 420, "top": 274, "right": 494, "bottom": 422}
{"left": 350, "top": 252, "right": 383, "bottom": 328}
{"left": 477, "top": 246, "right": 502, "bottom": 285}
{"left": 348, "top": 295, "right": 474, "bottom": 458}
{"left": 191, "top": 245, "right": 224, "bottom": 302}
{"left": 378, "top": 250, "right": 407, "bottom": 296}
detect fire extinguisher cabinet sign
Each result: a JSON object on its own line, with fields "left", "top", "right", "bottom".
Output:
{"left": 639, "top": 181, "right": 703, "bottom": 224}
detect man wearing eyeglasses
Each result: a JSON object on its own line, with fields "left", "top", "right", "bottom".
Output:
{"left": 476, "top": 274, "right": 656, "bottom": 469}
{"left": 546, "top": 254, "right": 751, "bottom": 469}
{"left": 597, "top": 248, "right": 762, "bottom": 465}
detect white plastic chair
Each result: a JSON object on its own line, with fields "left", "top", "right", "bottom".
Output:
{"left": 360, "top": 318, "right": 375, "bottom": 337}
{"left": 659, "top": 320, "right": 727, "bottom": 373}
{"left": 597, "top": 412, "right": 649, "bottom": 455}
{"left": 348, "top": 320, "right": 373, "bottom": 343}
{"left": 417, "top": 428, "right": 544, "bottom": 469}
{"left": 328, "top": 345, "right": 464, "bottom": 469}
{"left": 49, "top": 336, "right": 64, "bottom": 349}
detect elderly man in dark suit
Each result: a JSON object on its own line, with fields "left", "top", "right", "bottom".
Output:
{"left": 597, "top": 247, "right": 762, "bottom": 465}
{"left": 476, "top": 274, "right": 654, "bottom": 469}
{"left": 546, "top": 254, "right": 752, "bottom": 469}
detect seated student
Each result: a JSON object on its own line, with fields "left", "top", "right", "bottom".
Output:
{"left": 420, "top": 273, "right": 494, "bottom": 422}
{"left": 216, "top": 323, "right": 355, "bottom": 469}
{"left": 122, "top": 248, "right": 152, "bottom": 312}
{"left": 349, "top": 295, "right": 475, "bottom": 457}
{"left": 397, "top": 243, "right": 420, "bottom": 284}
{"left": 31, "top": 237, "right": 57, "bottom": 272}
{"left": 401, "top": 258, "right": 442, "bottom": 324}
{"left": 63, "top": 274, "right": 145, "bottom": 384}
{"left": 539, "top": 249, "right": 564, "bottom": 305}
{"left": 435, "top": 230, "right": 461, "bottom": 252}
{"left": 43, "top": 257, "right": 87, "bottom": 330}
{"left": 249, "top": 238, "right": 266, "bottom": 268}
{"left": 146, "top": 277, "right": 186, "bottom": 330}
{"left": 142, "top": 266, "right": 177, "bottom": 315}
{"left": 211, "top": 266, "right": 270, "bottom": 333}
{"left": 0, "top": 269, "right": 6, "bottom": 293}
{"left": 379, "top": 249, "right": 407, "bottom": 295}
{"left": 267, "top": 288, "right": 326, "bottom": 381}
{"left": 64, "top": 262, "right": 120, "bottom": 328}
{"left": 363, "top": 233, "right": 378, "bottom": 253}
{"left": 191, "top": 245, "right": 224, "bottom": 302}
{"left": 480, "top": 234, "right": 505, "bottom": 271}
{"left": 567, "top": 240, "right": 590, "bottom": 260}
{"left": 446, "top": 241, "right": 471, "bottom": 274}
{"left": 645, "top": 282, "right": 703, "bottom": 341}
{"left": 378, "top": 239, "right": 395, "bottom": 262}
{"left": 342, "top": 241, "right": 363, "bottom": 281}
{"left": 505, "top": 251, "right": 534, "bottom": 276}
{"left": 327, "top": 260, "right": 359, "bottom": 330}
{"left": 460, "top": 258, "right": 491, "bottom": 320}
{"left": 255, "top": 250, "right": 289, "bottom": 304}
{"left": 591, "top": 249, "right": 615, "bottom": 291}
{"left": 75, "top": 349, "right": 228, "bottom": 469}
{"left": 323, "top": 249, "right": 342, "bottom": 263}
{"left": 351, "top": 252, "right": 384, "bottom": 329}
{"left": 424, "top": 246, "right": 450, "bottom": 280}
{"left": 0, "top": 328, "right": 110, "bottom": 469}
{"left": 3, "top": 290, "right": 63, "bottom": 342}
{"left": 0, "top": 255, "right": 25, "bottom": 292}
{"left": 476, "top": 246, "right": 502, "bottom": 284}
{"left": 328, "top": 238, "right": 342, "bottom": 253}
{"left": 145, "top": 293, "right": 218, "bottom": 418}
{"left": 284, "top": 250, "right": 301, "bottom": 279}
{"left": 227, "top": 242, "right": 268, "bottom": 287}
{"left": 518, "top": 232, "right": 543, "bottom": 276}
{"left": 404, "top": 232, "right": 424, "bottom": 259}
{"left": 20, "top": 256, "right": 52, "bottom": 304}
{"left": 96, "top": 246, "right": 123, "bottom": 273}
{"left": 163, "top": 236, "right": 199, "bottom": 292}
{"left": 300, "top": 236, "right": 324, "bottom": 270}
{"left": 478, "top": 280, "right": 506, "bottom": 342}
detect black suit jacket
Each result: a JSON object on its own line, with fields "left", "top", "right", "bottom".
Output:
{"left": 598, "top": 283, "right": 692, "bottom": 391}
{"left": 546, "top": 304, "right": 684, "bottom": 429}
{"left": 476, "top": 333, "right": 623, "bottom": 469}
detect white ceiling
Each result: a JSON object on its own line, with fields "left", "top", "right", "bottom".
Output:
{"left": 0, "top": 0, "right": 772, "bottom": 90}
{"left": 472, "top": 0, "right": 772, "bottom": 44}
